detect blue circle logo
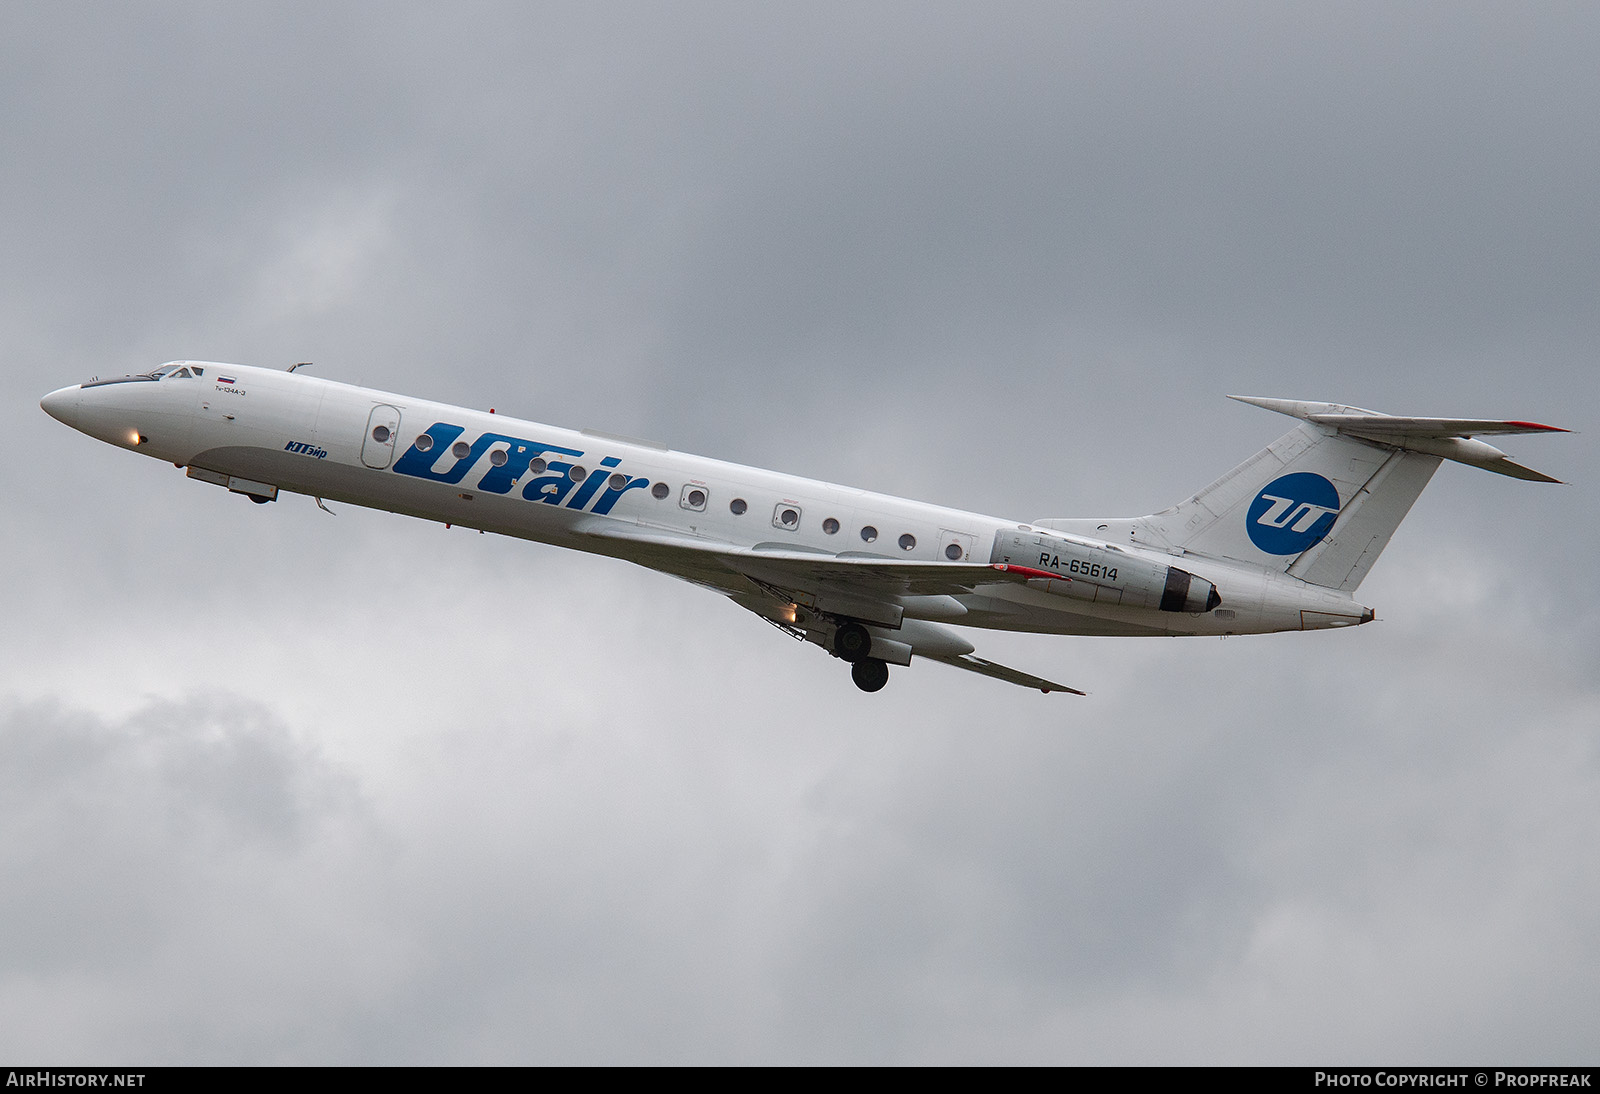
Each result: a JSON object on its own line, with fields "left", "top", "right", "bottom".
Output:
{"left": 1246, "top": 472, "right": 1341, "bottom": 555}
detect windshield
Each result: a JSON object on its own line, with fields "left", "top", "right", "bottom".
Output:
{"left": 81, "top": 362, "right": 207, "bottom": 388}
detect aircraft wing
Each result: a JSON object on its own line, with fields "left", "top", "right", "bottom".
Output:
{"left": 920, "top": 653, "right": 1085, "bottom": 695}
{"left": 574, "top": 519, "right": 1085, "bottom": 693}
{"left": 574, "top": 520, "right": 1019, "bottom": 599}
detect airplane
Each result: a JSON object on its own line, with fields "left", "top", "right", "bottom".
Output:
{"left": 40, "top": 362, "right": 1566, "bottom": 694}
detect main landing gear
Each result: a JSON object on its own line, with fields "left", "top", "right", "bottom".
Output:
{"left": 850, "top": 658, "right": 889, "bottom": 693}
{"left": 833, "top": 622, "right": 872, "bottom": 662}
{"left": 833, "top": 621, "right": 890, "bottom": 693}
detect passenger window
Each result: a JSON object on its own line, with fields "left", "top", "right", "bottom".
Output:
{"left": 772, "top": 505, "right": 800, "bottom": 530}
{"left": 730, "top": 498, "right": 748, "bottom": 515}
{"left": 860, "top": 525, "right": 878, "bottom": 543}
{"left": 651, "top": 482, "right": 670, "bottom": 500}
{"left": 822, "top": 517, "right": 840, "bottom": 535}
{"left": 899, "top": 534, "right": 916, "bottom": 551}
{"left": 681, "top": 485, "right": 708, "bottom": 511}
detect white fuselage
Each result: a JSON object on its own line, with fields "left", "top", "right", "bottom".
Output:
{"left": 41, "top": 362, "right": 1372, "bottom": 642}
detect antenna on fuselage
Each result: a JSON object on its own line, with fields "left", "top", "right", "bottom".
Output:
{"left": 288, "top": 362, "right": 312, "bottom": 372}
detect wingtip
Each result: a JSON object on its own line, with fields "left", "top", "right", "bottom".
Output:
{"left": 1491, "top": 459, "right": 1564, "bottom": 484}
{"left": 1226, "top": 395, "right": 1324, "bottom": 419}
{"left": 1040, "top": 682, "right": 1089, "bottom": 696}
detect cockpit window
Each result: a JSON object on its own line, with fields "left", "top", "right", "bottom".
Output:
{"left": 82, "top": 362, "right": 208, "bottom": 387}
{"left": 143, "top": 364, "right": 197, "bottom": 380}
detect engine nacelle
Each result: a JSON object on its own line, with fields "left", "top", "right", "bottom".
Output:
{"left": 1157, "top": 565, "right": 1221, "bottom": 614}
{"left": 989, "top": 529, "right": 1220, "bottom": 614}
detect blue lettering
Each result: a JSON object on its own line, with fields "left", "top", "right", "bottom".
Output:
{"left": 523, "top": 464, "right": 579, "bottom": 505}
{"left": 477, "top": 440, "right": 581, "bottom": 494}
{"left": 565, "top": 461, "right": 617, "bottom": 510}
{"left": 591, "top": 476, "right": 650, "bottom": 515}
{"left": 394, "top": 426, "right": 557, "bottom": 485}
{"left": 393, "top": 423, "right": 473, "bottom": 482}
{"left": 397, "top": 421, "right": 646, "bottom": 514}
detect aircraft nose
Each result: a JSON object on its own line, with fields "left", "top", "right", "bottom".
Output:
{"left": 40, "top": 385, "right": 83, "bottom": 428}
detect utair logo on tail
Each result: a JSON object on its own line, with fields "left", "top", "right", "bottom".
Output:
{"left": 1246, "top": 472, "right": 1341, "bottom": 554}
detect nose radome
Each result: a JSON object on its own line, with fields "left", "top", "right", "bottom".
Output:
{"left": 40, "top": 386, "right": 82, "bottom": 428}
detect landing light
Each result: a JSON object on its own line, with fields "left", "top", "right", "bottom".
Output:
{"left": 130, "top": 431, "right": 146, "bottom": 446}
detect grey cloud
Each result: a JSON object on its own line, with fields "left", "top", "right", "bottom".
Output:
{"left": 0, "top": 698, "right": 359, "bottom": 968}
{"left": 4, "top": 0, "right": 1598, "bottom": 1064}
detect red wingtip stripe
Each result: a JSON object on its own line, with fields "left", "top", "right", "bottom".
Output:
{"left": 1507, "top": 421, "right": 1570, "bottom": 432}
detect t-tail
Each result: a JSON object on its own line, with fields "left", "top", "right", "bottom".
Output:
{"left": 1036, "top": 398, "right": 1567, "bottom": 593}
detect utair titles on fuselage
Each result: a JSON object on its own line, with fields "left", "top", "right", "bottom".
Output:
{"left": 389, "top": 422, "right": 648, "bottom": 516}
{"left": 40, "top": 361, "right": 1566, "bottom": 694}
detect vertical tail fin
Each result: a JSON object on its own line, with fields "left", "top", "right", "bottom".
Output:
{"left": 1035, "top": 399, "right": 1565, "bottom": 592}
{"left": 1125, "top": 421, "right": 1443, "bottom": 592}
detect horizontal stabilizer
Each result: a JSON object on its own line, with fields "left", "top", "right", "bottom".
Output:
{"left": 1228, "top": 396, "right": 1568, "bottom": 482}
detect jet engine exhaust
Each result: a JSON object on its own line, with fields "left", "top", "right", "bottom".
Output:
{"left": 1159, "top": 567, "right": 1220, "bottom": 614}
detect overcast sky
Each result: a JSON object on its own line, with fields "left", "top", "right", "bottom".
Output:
{"left": 4, "top": 1, "right": 1597, "bottom": 1064}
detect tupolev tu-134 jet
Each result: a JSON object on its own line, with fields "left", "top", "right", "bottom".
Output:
{"left": 41, "top": 362, "right": 1566, "bottom": 694}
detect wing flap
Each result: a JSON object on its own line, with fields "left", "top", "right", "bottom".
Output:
{"left": 573, "top": 517, "right": 1022, "bottom": 598}
{"left": 925, "top": 653, "right": 1085, "bottom": 695}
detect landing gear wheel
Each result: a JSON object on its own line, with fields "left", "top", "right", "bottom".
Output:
{"left": 833, "top": 622, "right": 872, "bottom": 663}
{"left": 248, "top": 494, "right": 272, "bottom": 504}
{"left": 851, "top": 658, "right": 889, "bottom": 693}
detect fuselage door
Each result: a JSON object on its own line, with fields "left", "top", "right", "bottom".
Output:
{"left": 362, "top": 404, "right": 402, "bottom": 469}
{"left": 940, "top": 529, "right": 978, "bottom": 562}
